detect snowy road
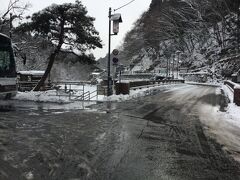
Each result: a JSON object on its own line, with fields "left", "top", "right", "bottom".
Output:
{"left": 0, "top": 84, "right": 240, "bottom": 179}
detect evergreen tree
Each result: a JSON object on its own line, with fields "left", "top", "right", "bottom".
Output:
{"left": 16, "top": 0, "right": 102, "bottom": 91}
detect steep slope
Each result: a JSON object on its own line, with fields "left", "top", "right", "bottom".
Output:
{"left": 107, "top": 0, "right": 240, "bottom": 81}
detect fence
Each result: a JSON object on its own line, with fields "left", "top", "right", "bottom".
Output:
{"left": 224, "top": 80, "right": 240, "bottom": 106}
{"left": 17, "top": 81, "right": 52, "bottom": 91}
{"left": 53, "top": 81, "right": 100, "bottom": 101}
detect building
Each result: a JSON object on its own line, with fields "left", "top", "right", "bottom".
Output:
{"left": 17, "top": 70, "right": 51, "bottom": 91}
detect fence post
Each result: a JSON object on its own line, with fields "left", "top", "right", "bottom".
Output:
{"left": 96, "top": 85, "right": 99, "bottom": 101}
{"left": 83, "top": 84, "right": 85, "bottom": 97}
{"left": 65, "top": 84, "right": 67, "bottom": 93}
{"left": 234, "top": 86, "right": 240, "bottom": 106}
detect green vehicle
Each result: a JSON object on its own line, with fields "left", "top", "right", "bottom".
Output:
{"left": 0, "top": 33, "right": 17, "bottom": 99}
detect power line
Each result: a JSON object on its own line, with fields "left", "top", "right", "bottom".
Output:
{"left": 114, "top": 0, "right": 137, "bottom": 12}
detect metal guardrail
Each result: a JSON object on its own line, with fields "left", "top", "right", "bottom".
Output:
{"left": 53, "top": 82, "right": 100, "bottom": 101}
{"left": 130, "top": 79, "right": 184, "bottom": 88}
{"left": 130, "top": 79, "right": 185, "bottom": 90}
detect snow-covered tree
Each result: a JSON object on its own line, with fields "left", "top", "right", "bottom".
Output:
{"left": 16, "top": 0, "right": 102, "bottom": 91}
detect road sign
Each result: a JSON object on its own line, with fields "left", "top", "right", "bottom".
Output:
{"left": 112, "top": 57, "right": 119, "bottom": 65}
{"left": 112, "top": 49, "right": 119, "bottom": 56}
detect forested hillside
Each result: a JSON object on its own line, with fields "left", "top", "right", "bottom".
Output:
{"left": 114, "top": 0, "right": 240, "bottom": 80}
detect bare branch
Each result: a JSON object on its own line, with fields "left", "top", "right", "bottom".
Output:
{"left": 1, "top": 0, "right": 30, "bottom": 20}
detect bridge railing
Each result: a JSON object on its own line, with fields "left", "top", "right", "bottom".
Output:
{"left": 115, "top": 79, "right": 185, "bottom": 95}
{"left": 224, "top": 80, "right": 240, "bottom": 106}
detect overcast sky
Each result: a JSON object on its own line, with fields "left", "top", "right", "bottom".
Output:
{"left": 1, "top": 0, "right": 151, "bottom": 59}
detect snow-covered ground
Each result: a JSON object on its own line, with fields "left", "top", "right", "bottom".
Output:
{"left": 199, "top": 84, "right": 240, "bottom": 162}
{"left": 13, "top": 84, "right": 102, "bottom": 103}
{"left": 104, "top": 84, "right": 182, "bottom": 102}
{"left": 13, "top": 84, "right": 183, "bottom": 103}
{"left": 222, "top": 84, "right": 240, "bottom": 123}
{"left": 11, "top": 82, "right": 240, "bottom": 161}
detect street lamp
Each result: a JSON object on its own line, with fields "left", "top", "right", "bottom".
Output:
{"left": 176, "top": 50, "right": 181, "bottom": 79}
{"left": 107, "top": 8, "right": 122, "bottom": 96}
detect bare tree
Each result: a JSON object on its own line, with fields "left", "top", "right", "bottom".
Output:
{"left": 0, "top": 0, "right": 30, "bottom": 33}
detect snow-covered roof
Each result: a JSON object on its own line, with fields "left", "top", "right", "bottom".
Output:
{"left": 110, "top": 13, "right": 122, "bottom": 22}
{"left": 92, "top": 72, "right": 101, "bottom": 75}
{"left": 17, "top": 71, "right": 45, "bottom": 76}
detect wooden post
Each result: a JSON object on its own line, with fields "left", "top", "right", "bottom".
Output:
{"left": 234, "top": 87, "right": 240, "bottom": 106}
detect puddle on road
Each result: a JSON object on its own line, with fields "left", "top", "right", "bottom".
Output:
{"left": 0, "top": 100, "right": 102, "bottom": 114}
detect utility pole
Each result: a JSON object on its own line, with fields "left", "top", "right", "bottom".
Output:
{"left": 9, "top": 13, "right": 13, "bottom": 38}
{"left": 107, "top": 7, "right": 112, "bottom": 96}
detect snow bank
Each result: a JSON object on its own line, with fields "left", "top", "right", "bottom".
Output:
{"left": 199, "top": 86, "right": 240, "bottom": 162}
{"left": 222, "top": 84, "right": 240, "bottom": 119}
{"left": 221, "top": 85, "right": 239, "bottom": 120}
{"left": 13, "top": 90, "right": 70, "bottom": 103}
{"left": 13, "top": 84, "right": 99, "bottom": 103}
{"left": 235, "top": 84, "right": 240, "bottom": 90}
{"left": 17, "top": 71, "right": 44, "bottom": 76}
{"left": 13, "top": 83, "right": 184, "bottom": 103}
{"left": 102, "top": 84, "right": 182, "bottom": 102}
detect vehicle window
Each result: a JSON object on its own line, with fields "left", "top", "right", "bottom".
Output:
{"left": 0, "top": 50, "right": 11, "bottom": 71}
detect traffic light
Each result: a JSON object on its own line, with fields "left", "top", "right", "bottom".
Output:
{"left": 112, "top": 49, "right": 119, "bottom": 66}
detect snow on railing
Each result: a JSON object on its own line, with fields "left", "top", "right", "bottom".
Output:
{"left": 224, "top": 80, "right": 240, "bottom": 90}
{"left": 116, "top": 79, "right": 185, "bottom": 94}
{"left": 224, "top": 80, "right": 240, "bottom": 106}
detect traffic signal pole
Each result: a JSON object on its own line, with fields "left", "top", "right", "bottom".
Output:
{"left": 107, "top": 8, "right": 122, "bottom": 96}
{"left": 107, "top": 7, "right": 112, "bottom": 96}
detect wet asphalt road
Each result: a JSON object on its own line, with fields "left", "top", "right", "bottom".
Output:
{"left": 0, "top": 84, "right": 240, "bottom": 180}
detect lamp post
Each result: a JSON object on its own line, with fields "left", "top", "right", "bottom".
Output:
{"left": 107, "top": 8, "right": 122, "bottom": 96}
{"left": 172, "top": 56, "right": 175, "bottom": 79}
{"left": 176, "top": 51, "right": 181, "bottom": 79}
